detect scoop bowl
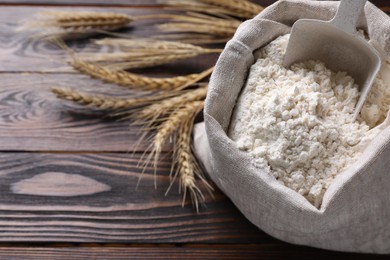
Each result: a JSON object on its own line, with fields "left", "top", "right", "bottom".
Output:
{"left": 283, "top": 0, "right": 381, "bottom": 120}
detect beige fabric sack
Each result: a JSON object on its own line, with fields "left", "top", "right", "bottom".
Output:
{"left": 193, "top": 0, "right": 390, "bottom": 254}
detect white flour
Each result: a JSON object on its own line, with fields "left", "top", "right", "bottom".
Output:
{"left": 228, "top": 34, "right": 390, "bottom": 208}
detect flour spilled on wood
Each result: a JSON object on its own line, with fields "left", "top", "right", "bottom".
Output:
{"left": 228, "top": 34, "right": 390, "bottom": 207}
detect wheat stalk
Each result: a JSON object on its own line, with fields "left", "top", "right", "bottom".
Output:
{"left": 51, "top": 87, "right": 174, "bottom": 110}
{"left": 94, "top": 38, "right": 209, "bottom": 51}
{"left": 136, "top": 99, "right": 212, "bottom": 210}
{"left": 145, "top": 100, "right": 205, "bottom": 171}
{"left": 79, "top": 53, "right": 201, "bottom": 71}
{"left": 122, "top": 85, "right": 207, "bottom": 147}
{"left": 78, "top": 39, "right": 222, "bottom": 70}
{"left": 173, "top": 115, "right": 212, "bottom": 211}
{"left": 136, "top": 12, "right": 239, "bottom": 25}
{"left": 108, "top": 54, "right": 210, "bottom": 71}
{"left": 134, "top": 12, "right": 239, "bottom": 38}
{"left": 131, "top": 86, "right": 208, "bottom": 122}
{"left": 150, "top": 13, "right": 239, "bottom": 39}
{"left": 160, "top": 0, "right": 263, "bottom": 19}
{"left": 43, "top": 11, "right": 132, "bottom": 28}
{"left": 72, "top": 57, "right": 213, "bottom": 91}
{"left": 26, "top": 0, "right": 265, "bottom": 211}
{"left": 176, "top": 117, "right": 203, "bottom": 210}
{"left": 160, "top": 0, "right": 240, "bottom": 18}
{"left": 157, "top": 22, "right": 237, "bottom": 37}
{"left": 19, "top": 11, "right": 132, "bottom": 38}
{"left": 149, "top": 34, "right": 231, "bottom": 45}
{"left": 199, "top": 0, "right": 264, "bottom": 18}
{"left": 146, "top": 13, "right": 240, "bottom": 28}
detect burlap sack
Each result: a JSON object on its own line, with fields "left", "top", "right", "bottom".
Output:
{"left": 193, "top": 0, "right": 390, "bottom": 254}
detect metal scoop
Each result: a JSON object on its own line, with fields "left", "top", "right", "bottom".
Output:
{"left": 283, "top": 0, "right": 381, "bottom": 120}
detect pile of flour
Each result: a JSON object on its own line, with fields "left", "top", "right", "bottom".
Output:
{"left": 228, "top": 34, "right": 390, "bottom": 208}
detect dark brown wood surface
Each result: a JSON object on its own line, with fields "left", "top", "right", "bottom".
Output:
{"left": 0, "top": 244, "right": 390, "bottom": 260}
{"left": 0, "top": 152, "right": 269, "bottom": 243}
{"left": 0, "top": 0, "right": 389, "bottom": 259}
{"left": 0, "top": 0, "right": 388, "bottom": 9}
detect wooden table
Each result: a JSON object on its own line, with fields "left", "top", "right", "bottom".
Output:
{"left": 0, "top": 0, "right": 389, "bottom": 259}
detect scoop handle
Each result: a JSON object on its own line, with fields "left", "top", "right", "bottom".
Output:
{"left": 330, "top": 0, "right": 367, "bottom": 34}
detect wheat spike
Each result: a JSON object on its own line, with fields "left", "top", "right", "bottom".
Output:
{"left": 173, "top": 115, "right": 212, "bottom": 211}
{"left": 135, "top": 13, "right": 239, "bottom": 34}
{"left": 101, "top": 53, "right": 209, "bottom": 71}
{"left": 136, "top": 99, "right": 211, "bottom": 210}
{"left": 150, "top": 34, "right": 231, "bottom": 45}
{"left": 19, "top": 11, "right": 132, "bottom": 38}
{"left": 132, "top": 86, "right": 208, "bottom": 122}
{"left": 157, "top": 22, "right": 236, "bottom": 37}
{"left": 127, "top": 12, "right": 239, "bottom": 43}
{"left": 51, "top": 87, "right": 171, "bottom": 110}
{"left": 136, "top": 13, "right": 239, "bottom": 26}
{"left": 72, "top": 58, "right": 213, "bottom": 91}
{"left": 47, "top": 11, "right": 131, "bottom": 28}
{"left": 199, "top": 0, "right": 264, "bottom": 18}
{"left": 147, "top": 101, "right": 205, "bottom": 172}
{"left": 144, "top": 12, "right": 239, "bottom": 37}
{"left": 156, "top": 13, "right": 239, "bottom": 29}
{"left": 160, "top": 0, "right": 263, "bottom": 19}
{"left": 78, "top": 39, "right": 221, "bottom": 71}
{"left": 160, "top": 0, "right": 240, "bottom": 18}
{"left": 94, "top": 38, "right": 208, "bottom": 51}
{"left": 77, "top": 52, "right": 200, "bottom": 63}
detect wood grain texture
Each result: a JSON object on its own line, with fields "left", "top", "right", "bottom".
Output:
{"left": 0, "top": 0, "right": 388, "bottom": 8}
{"left": 0, "top": 245, "right": 388, "bottom": 260}
{"left": 0, "top": 0, "right": 159, "bottom": 5}
{"left": 0, "top": 0, "right": 388, "bottom": 11}
{"left": 0, "top": 4, "right": 388, "bottom": 73}
{"left": 0, "top": 1, "right": 389, "bottom": 257}
{"left": 11, "top": 172, "right": 111, "bottom": 196}
{"left": 0, "top": 72, "right": 141, "bottom": 152}
{"left": 0, "top": 73, "right": 194, "bottom": 152}
{"left": 0, "top": 152, "right": 269, "bottom": 243}
{"left": 0, "top": 7, "right": 199, "bottom": 73}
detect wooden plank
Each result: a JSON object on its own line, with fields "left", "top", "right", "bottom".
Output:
{"left": 0, "top": 0, "right": 270, "bottom": 6}
{"left": 0, "top": 71, "right": 214, "bottom": 152}
{"left": 0, "top": 244, "right": 387, "bottom": 260}
{"left": 0, "top": 7, "right": 219, "bottom": 72}
{"left": 0, "top": 0, "right": 159, "bottom": 6}
{"left": 0, "top": 0, "right": 280, "bottom": 6}
{"left": 0, "top": 73, "right": 170, "bottom": 152}
{"left": 0, "top": 7, "right": 173, "bottom": 73}
{"left": 0, "top": 4, "right": 388, "bottom": 73}
{"left": 0, "top": 152, "right": 270, "bottom": 243}
{"left": 0, "top": 0, "right": 388, "bottom": 10}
